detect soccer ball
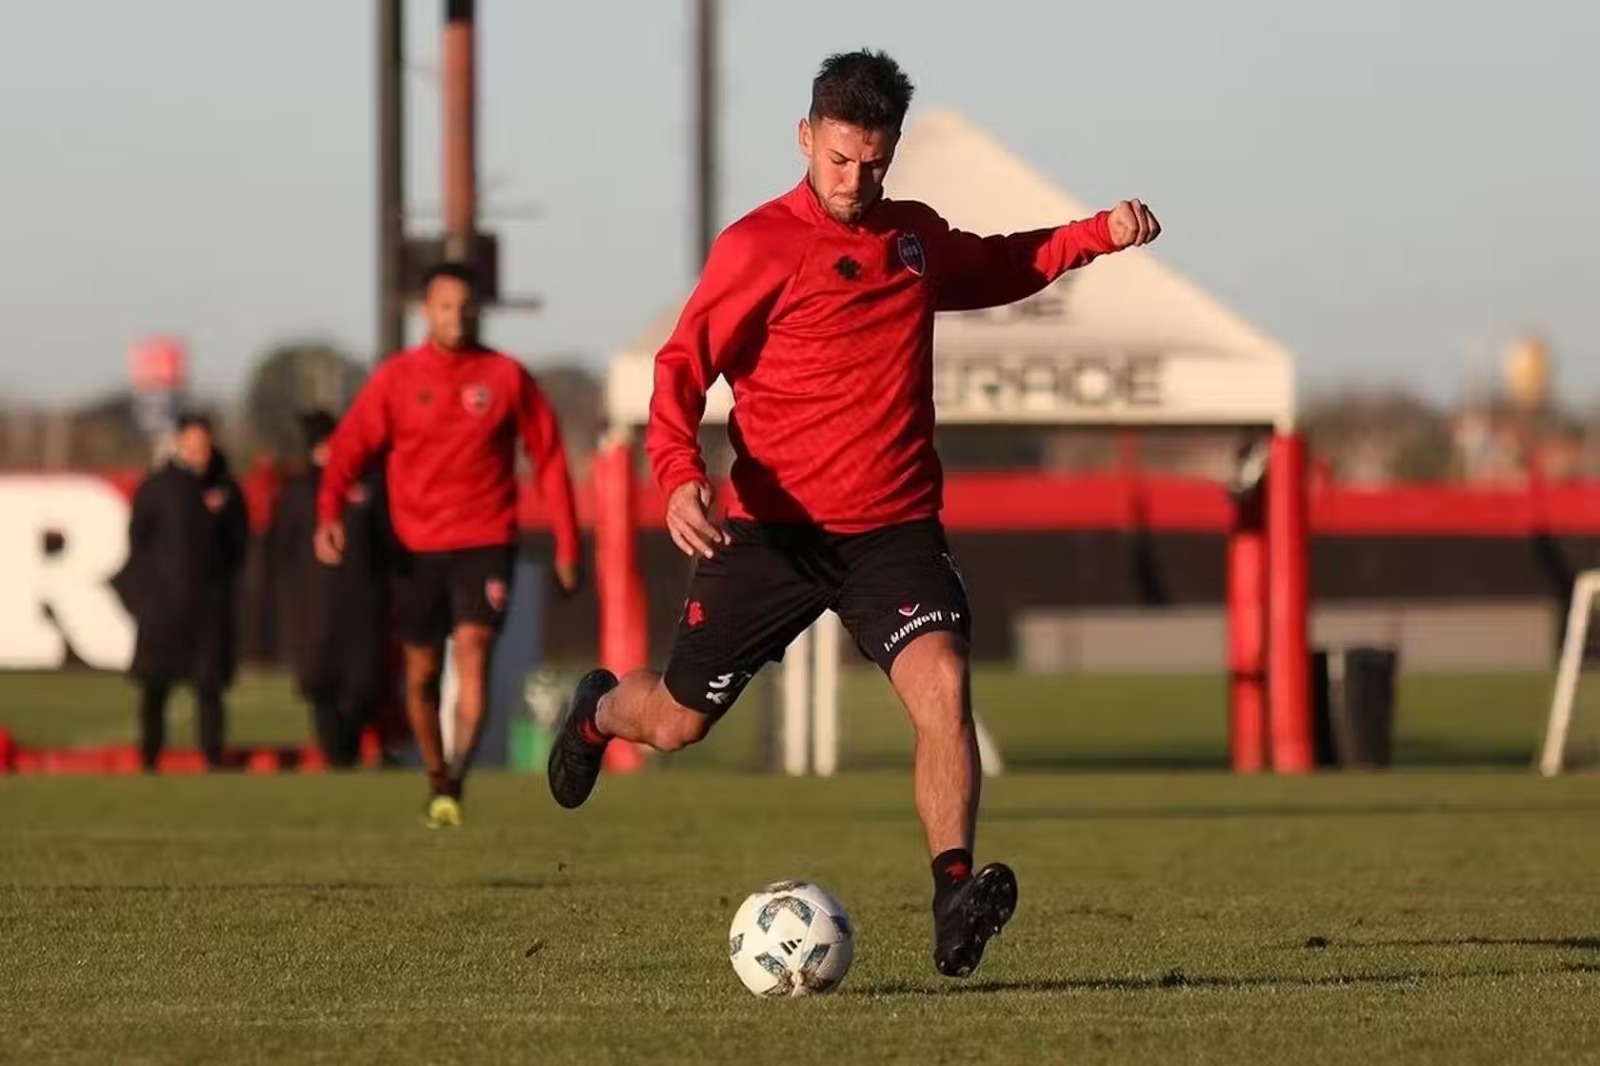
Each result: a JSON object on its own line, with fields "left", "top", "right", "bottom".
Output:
{"left": 727, "top": 880, "right": 854, "bottom": 998}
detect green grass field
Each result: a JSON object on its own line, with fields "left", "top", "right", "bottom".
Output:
{"left": 6, "top": 668, "right": 1600, "bottom": 1064}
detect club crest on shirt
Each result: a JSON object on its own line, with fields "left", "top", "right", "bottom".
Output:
{"left": 462, "top": 384, "right": 491, "bottom": 415}
{"left": 896, "top": 231, "right": 926, "bottom": 276}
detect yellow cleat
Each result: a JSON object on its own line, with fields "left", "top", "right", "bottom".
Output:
{"left": 425, "top": 794, "right": 463, "bottom": 829}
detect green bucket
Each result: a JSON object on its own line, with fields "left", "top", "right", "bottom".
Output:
{"left": 509, "top": 716, "right": 552, "bottom": 773}
{"left": 511, "top": 671, "right": 570, "bottom": 774}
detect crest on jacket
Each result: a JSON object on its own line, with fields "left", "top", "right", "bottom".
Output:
{"left": 461, "top": 384, "right": 491, "bottom": 415}
{"left": 896, "top": 231, "right": 926, "bottom": 276}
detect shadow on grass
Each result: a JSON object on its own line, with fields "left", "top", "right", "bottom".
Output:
{"left": 850, "top": 970, "right": 1429, "bottom": 997}
{"left": 14, "top": 877, "right": 559, "bottom": 893}
{"left": 847, "top": 749, "right": 1541, "bottom": 773}
{"left": 944, "top": 800, "right": 1600, "bottom": 824}
{"left": 1333, "top": 935, "right": 1600, "bottom": 953}
{"left": 844, "top": 752, "right": 1231, "bottom": 774}
{"left": 477, "top": 876, "right": 559, "bottom": 891}
{"left": 1392, "top": 743, "right": 1541, "bottom": 769}
{"left": 17, "top": 881, "right": 391, "bottom": 893}
{"left": 850, "top": 961, "right": 1600, "bottom": 998}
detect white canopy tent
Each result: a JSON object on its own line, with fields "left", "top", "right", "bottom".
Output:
{"left": 603, "top": 108, "right": 1301, "bottom": 777}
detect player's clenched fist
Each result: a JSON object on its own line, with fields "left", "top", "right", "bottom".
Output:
{"left": 667, "top": 481, "right": 729, "bottom": 559}
{"left": 1107, "top": 199, "right": 1161, "bottom": 249}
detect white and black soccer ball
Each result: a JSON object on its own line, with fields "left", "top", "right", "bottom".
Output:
{"left": 727, "top": 880, "right": 854, "bottom": 998}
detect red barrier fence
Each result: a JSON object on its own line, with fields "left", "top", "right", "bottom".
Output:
{"left": 92, "top": 463, "right": 1600, "bottom": 538}
{"left": 521, "top": 472, "right": 1600, "bottom": 537}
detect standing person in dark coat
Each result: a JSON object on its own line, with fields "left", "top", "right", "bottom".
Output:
{"left": 114, "top": 414, "right": 250, "bottom": 771}
{"left": 272, "top": 411, "right": 391, "bottom": 768}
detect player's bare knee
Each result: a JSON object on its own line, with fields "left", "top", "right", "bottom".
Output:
{"left": 406, "top": 673, "right": 441, "bottom": 707}
{"left": 405, "top": 664, "right": 439, "bottom": 698}
{"left": 451, "top": 628, "right": 493, "bottom": 673}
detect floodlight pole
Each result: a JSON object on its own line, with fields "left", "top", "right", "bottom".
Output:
{"left": 442, "top": 0, "right": 478, "bottom": 262}
{"left": 692, "top": 0, "right": 719, "bottom": 269}
{"left": 377, "top": 0, "right": 405, "bottom": 360}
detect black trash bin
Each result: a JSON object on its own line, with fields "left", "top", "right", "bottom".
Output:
{"left": 1310, "top": 645, "right": 1398, "bottom": 769}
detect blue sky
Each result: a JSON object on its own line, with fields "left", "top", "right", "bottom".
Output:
{"left": 0, "top": 0, "right": 1595, "bottom": 404}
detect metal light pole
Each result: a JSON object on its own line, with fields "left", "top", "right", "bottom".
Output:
{"left": 692, "top": 0, "right": 718, "bottom": 270}
{"left": 376, "top": 0, "right": 405, "bottom": 360}
{"left": 441, "top": 0, "right": 478, "bottom": 263}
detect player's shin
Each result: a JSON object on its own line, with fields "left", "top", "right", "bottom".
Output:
{"left": 402, "top": 646, "right": 447, "bottom": 784}
{"left": 593, "top": 670, "right": 707, "bottom": 750}
{"left": 891, "top": 633, "right": 980, "bottom": 861}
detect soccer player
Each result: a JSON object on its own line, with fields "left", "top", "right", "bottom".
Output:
{"left": 547, "top": 51, "right": 1160, "bottom": 976}
{"left": 317, "top": 263, "right": 582, "bottom": 827}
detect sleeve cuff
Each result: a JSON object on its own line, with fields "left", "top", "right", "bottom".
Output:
{"left": 1084, "top": 210, "right": 1117, "bottom": 254}
{"left": 657, "top": 464, "right": 708, "bottom": 498}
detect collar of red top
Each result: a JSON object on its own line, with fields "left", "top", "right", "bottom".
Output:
{"left": 787, "top": 176, "right": 895, "bottom": 236}
{"left": 421, "top": 339, "right": 490, "bottom": 359}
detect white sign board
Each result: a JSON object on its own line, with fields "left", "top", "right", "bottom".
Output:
{"left": 604, "top": 344, "right": 1291, "bottom": 430}
{"left": 0, "top": 478, "right": 135, "bottom": 670}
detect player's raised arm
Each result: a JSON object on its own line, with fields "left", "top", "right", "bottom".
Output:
{"left": 315, "top": 365, "right": 393, "bottom": 563}
{"left": 515, "top": 369, "right": 582, "bottom": 593}
{"left": 930, "top": 199, "right": 1161, "bottom": 312}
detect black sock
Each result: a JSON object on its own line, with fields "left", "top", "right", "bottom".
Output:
{"left": 428, "top": 770, "right": 451, "bottom": 797}
{"left": 932, "top": 848, "right": 974, "bottom": 904}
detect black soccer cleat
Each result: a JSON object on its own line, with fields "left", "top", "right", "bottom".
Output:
{"left": 933, "top": 862, "right": 1018, "bottom": 978}
{"left": 547, "top": 669, "right": 619, "bottom": 810}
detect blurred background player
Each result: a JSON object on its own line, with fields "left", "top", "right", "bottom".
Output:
{"left": 113, "top": 414, "right": 250, "bottom": 772}
{"left": 272, "top": 410, "right": 391, "bottom": 769}
{"left": 316, "top": 263, "right": 582, "bottom": 826}
{"left": 548, "top": 50, "right": 1160, "bottom": 977}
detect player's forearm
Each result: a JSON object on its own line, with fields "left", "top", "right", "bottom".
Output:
{"left": 647, "top": 433, "right": 708, "bottom": 499}
{"left": 994, "top": 212, "right": 1118, "bottom": 286}
{"left": 318, "top": 392, "right": 388, "bottom": 524}
{"left": 538, "top": 456, "right": 582, "bottom": 569}
{"left": 316, "top": 447, "right": 365, "bottom": 525}
{"left": 937, "top": 211, "right": 1117, "bottom": 311}
{"left": 1040, "top": 210, "right": 1118, "bottom": 275}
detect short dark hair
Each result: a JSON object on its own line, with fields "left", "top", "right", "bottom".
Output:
{"left": 422, "top": 261, "right": 477, "bottom": 294}
{"left": 176, "top": 412, "right": 213, "bottom": 435}
{"left": 809, "top": 50, "right": 914, "bottom": 133}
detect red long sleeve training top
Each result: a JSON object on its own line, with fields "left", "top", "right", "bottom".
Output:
{"left": 319, "top": 342, "right": 580, "bottom": 566}
{"left": 648, "top": 177, "right": 1121, "bottom": 531}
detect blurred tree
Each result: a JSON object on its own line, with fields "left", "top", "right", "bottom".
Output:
{"left": 243, "top": 342, "right": 368, "bottom": 461}
{"left": 69, "top": 390, "right": 149, "bottom": 469}
{"left": 1302, "top": 388, "right": 1455, "bottom": 483}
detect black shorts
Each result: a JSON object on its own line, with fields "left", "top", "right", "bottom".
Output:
{"left": 662, "top": 519, "right": 971, "bottom": 715}
{"left": 391, "top": 545, "right": 514, "bottom": 647}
